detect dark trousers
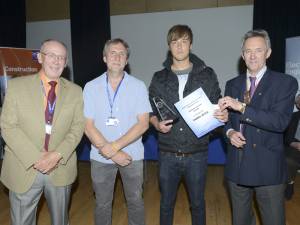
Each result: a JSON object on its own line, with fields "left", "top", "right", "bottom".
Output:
{"left": 91, "top": 160, "right": 145, "bottom": 225}
{"left": 285, "top": 146, "right": 300, "bottom": 182}
{"left": 227, "top": 180, "right": 285, "bottom": 225}
{"left": 159, "top": 151, "right": 208, "bottom": 225}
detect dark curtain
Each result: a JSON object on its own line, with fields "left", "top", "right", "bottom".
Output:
{"left": 70, "top": 0, "right": 110, "bottom": 88}
{"left": 253, "top": 0, "right": 300, "bottom": 72}
{"left": 70, "top": 0, "right": 110, "bottom": 160}
{"left": 0, "top": 0, "right": 26, "bottom": 47}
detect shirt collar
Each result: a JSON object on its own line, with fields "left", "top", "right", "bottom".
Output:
{"left": 246, "top": 66, "right": 267, "bottom": 83}
{"left": 39, "top": 72, "right": 60, "bottom": 86}
{"left": 105, "top": 71, "right": 128, "bottom": 82}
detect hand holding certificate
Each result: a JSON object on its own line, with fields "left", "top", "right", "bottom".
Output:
{"left": 174, "top": 88, "right": 224, "bottom": 138}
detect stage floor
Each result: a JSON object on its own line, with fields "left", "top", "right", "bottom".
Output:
{"left": 0, "top": 161, "right": 299, "bottom": 225}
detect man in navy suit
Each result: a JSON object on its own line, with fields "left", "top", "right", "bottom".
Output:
{"left": 219, "top": 29, "right": 298, "bottom": 225}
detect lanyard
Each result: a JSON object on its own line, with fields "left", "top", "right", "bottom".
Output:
{"left": 106, "top": 73, "right": 125, "bottom": 117}
{"left": 48, "top": 101, "right": 56, "bottom": 115}
{"left": 41, "top": 80, "right": 56, "bottom": 116}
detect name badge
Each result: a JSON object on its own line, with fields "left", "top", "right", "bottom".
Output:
{"left": 106, "top": 117, "right": 119, "bottom": 126}
{"left": 45, "top": 124, "right": 52, "bottom": 134}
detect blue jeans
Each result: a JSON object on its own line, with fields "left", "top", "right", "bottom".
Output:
{"left": 159, "top": 151, "right": 208, "bottom": 225}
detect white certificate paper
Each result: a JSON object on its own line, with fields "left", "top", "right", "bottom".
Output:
{"left": 174, "top": 88, "right": 224, "bottom": 138}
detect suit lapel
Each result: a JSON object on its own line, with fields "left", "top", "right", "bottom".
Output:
{"left": 229, "top": 75, "right": 247, "bottom": 130}
{"left": 30, "top": 75, "right": 45, "bottom": 131}
{"left": 239, "top": 75, "right": 247, "bottom": 102}
{"left": 233, "top": 74, "right": 247, "bottom": 102}
{"left": 52, "top": 78, "right": 68, "bottom": 125}
{"left": 250, "top": 70, "right": 271, "bottom": 104}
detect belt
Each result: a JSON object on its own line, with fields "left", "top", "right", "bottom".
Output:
{"left": 160, "top": 151, "right": 196, "bottom": 157}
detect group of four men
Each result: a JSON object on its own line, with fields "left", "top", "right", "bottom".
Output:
{"left": 0, "top": 24, "right": 297, "bottom": 225}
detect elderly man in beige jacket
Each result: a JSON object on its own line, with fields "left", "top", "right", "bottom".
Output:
{"left": 0, "top": 39, "right": 85, "bottom": 225}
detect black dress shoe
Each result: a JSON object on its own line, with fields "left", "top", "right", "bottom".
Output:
{"left": 285, "top": 183, "right": 294, "bottom": 200}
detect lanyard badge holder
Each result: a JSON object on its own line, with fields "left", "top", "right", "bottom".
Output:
{"left": 105, "top": 74, "right": 124, "bottom": 126}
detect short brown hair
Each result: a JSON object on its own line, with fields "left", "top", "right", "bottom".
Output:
{"left": 167, "top": 25, "right": 193, "bottom": 45}
{"left": 103, "top": 38, "right": 130, "bottom": 59}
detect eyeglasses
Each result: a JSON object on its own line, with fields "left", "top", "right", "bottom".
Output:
{"left": 41, "top": 52, "right": 67, "bottom": 62}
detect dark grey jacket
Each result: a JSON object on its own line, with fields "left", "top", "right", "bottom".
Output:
{"left": 149, "top": 53, "right": 221, "bottom": 153}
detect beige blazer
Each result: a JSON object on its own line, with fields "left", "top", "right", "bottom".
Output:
{"left": 0, "top": 74, "right": 85, "bottom": 193}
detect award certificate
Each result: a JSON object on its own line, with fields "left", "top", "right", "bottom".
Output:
{"left": 174, "top": 88, "right": 224, "bottom": 138}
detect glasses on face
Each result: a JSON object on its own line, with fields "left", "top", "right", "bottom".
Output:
{"left": 243, "top": 48, "right": 267, "bottom": 56}
{"left": 41, "top": 52, "right": 67, "bottom": 62}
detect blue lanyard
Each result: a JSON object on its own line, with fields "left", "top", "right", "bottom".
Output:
{"left": 106, "top": 73, "right": 125, "bottom": 117}
{"left": 41, "top": 80, "right": 56, "bottom": 116}
{"left": 48, "top": 101, "right": 56, "bottom": 115}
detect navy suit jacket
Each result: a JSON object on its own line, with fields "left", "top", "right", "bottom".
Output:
{"left": 224, "top": 70, "right": 298, "bottom": 186}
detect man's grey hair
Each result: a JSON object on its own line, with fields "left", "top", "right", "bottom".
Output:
{"left": 242, "top": 29, "right": 271, "bottom": 50}
{"left": 40, "top": 39, "right": 67, "bottom": 52}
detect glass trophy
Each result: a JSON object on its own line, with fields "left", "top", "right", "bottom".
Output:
{"left": 152, "top": 97, "right": 179, "bottom": 121}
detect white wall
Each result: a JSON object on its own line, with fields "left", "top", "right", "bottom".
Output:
{"left": 26, "top": 19, "right": 74, "bottom": 80}
{"left": 111, "top": 5, "right": 253, "bottom": 93}
{"left": 26, "top": 5, "right": 253, "bottom": 93}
